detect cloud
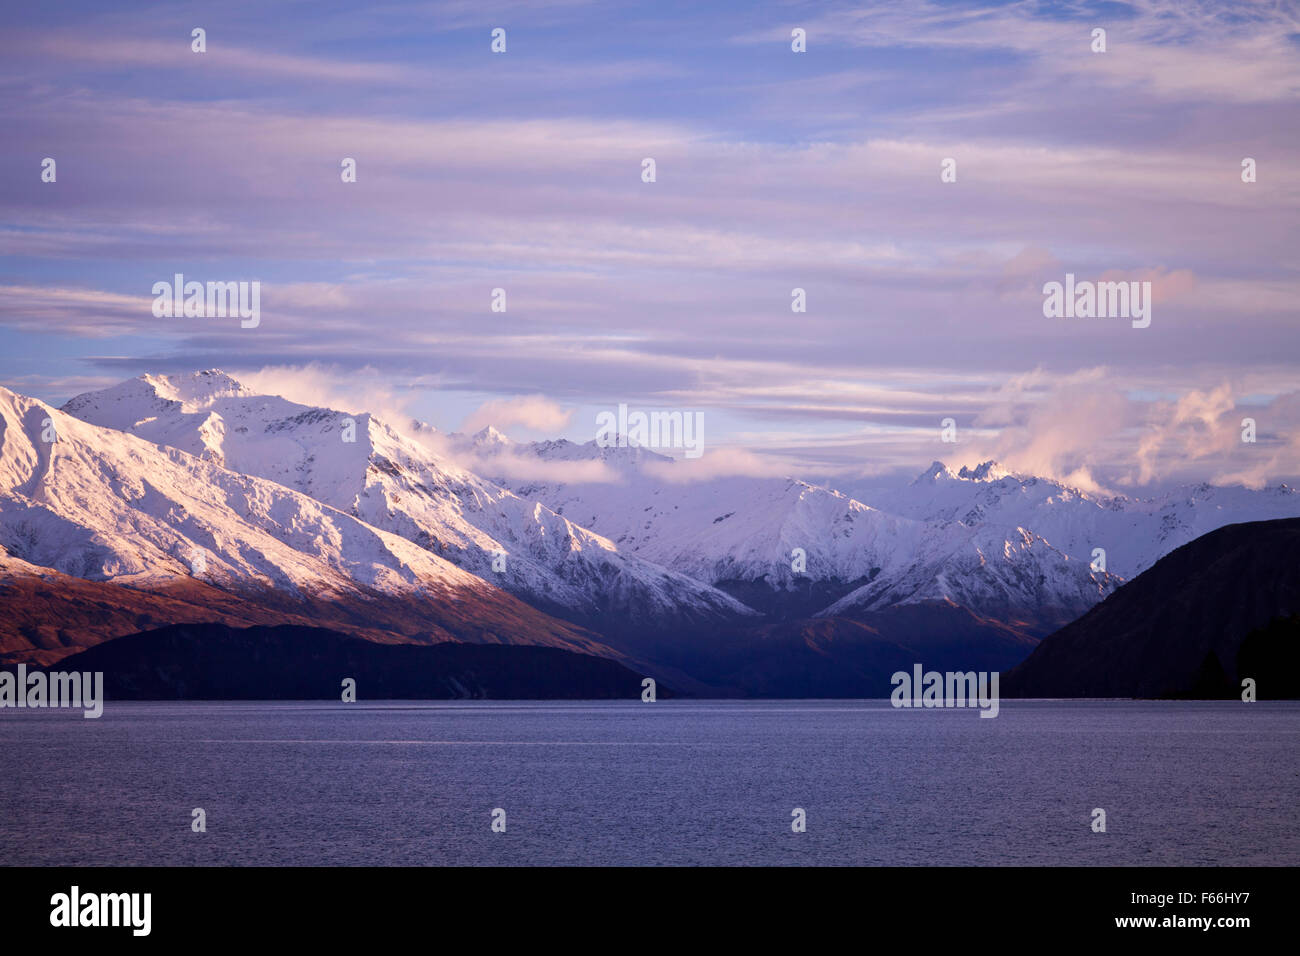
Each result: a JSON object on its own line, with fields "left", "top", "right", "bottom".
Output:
{"left": 3, "top": 2, "right": 1298, "bottom": 492}
{"left": 1214, "top": 394, "right": 1300, "bottom": 489}
{"left": 973, "top": 370, "right": 1131, "bottom": 494}
{"left": 461, "top": 395, "right": 574, "bottom": 434}
{"left": 455, "top": 450, "right": 619, "bottom": 486}
{"left": 232, "top": 362, "right": 416, "bottom": 427}
{"left": 972, "top": 373, "right": 1300, "bottom": 491}
{"left": 763, "top": 0, "right": 1300, "bottom": 105}
{"left": 1134, "top": 384, "right": 1248, "bottom": 485}
{"left": 15, "top": 34, "right": 427, "bottom": 85}
{"left": 643, "top": 446, "right": 791, "bottom": 483}
{"left": 1095, "top": 267, "right": 1199, "bottom": 306}
{"left": 0, "top": 285, "right": 153, "bottom": 337}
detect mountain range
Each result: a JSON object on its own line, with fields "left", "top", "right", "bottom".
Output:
{"left": 1, "top": 369, "right": 1296, "bottom": 696}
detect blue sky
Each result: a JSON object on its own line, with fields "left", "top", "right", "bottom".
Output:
{"left": 2, "top": 0, "right": 1298, "bottom": 491}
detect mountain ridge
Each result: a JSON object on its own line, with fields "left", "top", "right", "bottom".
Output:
{"left": 1003, "top": 517, "right": 1300, "bottom": 698}
{"left": 1, "top": 370, "right": 1296, "bottom": 696}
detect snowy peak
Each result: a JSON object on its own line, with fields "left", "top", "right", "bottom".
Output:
{"left": 912, "top": 460, "right": 1013, "bottom": 484}
{"left": 61, "top": 376, "right": 182, "bottom": 430}
{"left": 913, "top": 461, "right": 958, "bottom": 484}
{"left": 64, "top": 369, "right": 252, "bottom": 419}
{"left": 63, "top": 376, "right": 374, "bottom": 494}
{"left": 0, "top": 383, "right": 481, "bottom": 594}
{"left": 817, "top": 520, "right": 1117, "bottom": 632}
{"left": 39, "top": 371, "right": 1300, "bottom": 647}
{"left": 470, "top": 425, "right": 512, "bottom": 450}
{"left": 0, "top": 383, "right": 623, "bottom": 664}
{"left": 143, "top": 369, "right": 251, "bottom": 408}
{"left": 61, "top": 370, "right": 256, "bottom": 441}
{"left": 957, "top": 460, "right": 1011, "bottom": 482}
{"left": 57, "top": 374, "right": 756, "bottom": 629}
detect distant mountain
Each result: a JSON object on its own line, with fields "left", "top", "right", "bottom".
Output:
{"left": 1003, "top": 518, "right": 1300, "bottom": 698}
{"left": 49, "top": 622, "right": 665, "bottom": 700}
{"left": 0, "top": 385, "right": 617, "bottom": 666}
{"left": 845, "top": 459, "right": 1300, "bottom": 581}
{"left": 4, "top": 370, "right": 1296, "bottom": 699}
{"left": 493, "top": 441, "right": 1297, "bottom": 633}
{"left": 59, "top": 374, "right": 1296, "bottom": 641}
{"left": 62, "top": 372, "right": 755, "bottom": 639}
{"left": 491, "top": 443, "right": 1117, "bottom": 633}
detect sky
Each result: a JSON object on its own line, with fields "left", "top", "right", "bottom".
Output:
{"left": 1, "top": 0, "right": 1298, "bottom": 493}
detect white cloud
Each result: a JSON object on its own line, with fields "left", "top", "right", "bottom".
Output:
{"left": 462, "top": 395, "right": 574, "bottom": 434}
{"left": 233, "top": 362, "right": 415, "bottom": 427}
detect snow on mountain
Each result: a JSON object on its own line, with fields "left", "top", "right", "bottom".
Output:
{"left": 482, "top": 439, "right": 1112, "bottom": 629}
{"left": 912, "top": 460, "right": 959, "bottom": 484}
{"left": 62, "top": 372, "right": 755, "bottom": 628}
{"left": 468, "top": 426, "right": 512, "bottom": 451}
{"left": 3, "top": 385, "right": 495, "bottom": 595}
{"left": 508, "top": 468, "right": 919, "bottom": 587}
{"left": 487, "top": 439, "right": 1294, "bottom": 629}
{"left": 0, "top": 384, "right": 615, "bottom": 658}
{"left": 849, "top": 460, "right": 1300, "bottom": 580}
{"left": 50, "top": 372, "right": 1297, "bottom": 639}
{"left": 817, "top": 523, "right": 1110, "bottom": 631}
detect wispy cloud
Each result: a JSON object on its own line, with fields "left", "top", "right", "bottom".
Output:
{"left": 462, "top": 394, "right": 573, "bottom": 433}
{"left": 2, "top": 0, "right": 1297, "bottom": 488}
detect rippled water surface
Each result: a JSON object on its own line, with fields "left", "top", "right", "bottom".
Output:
{"left": 1, "top": 700, "right": 1296, "bottom": 865}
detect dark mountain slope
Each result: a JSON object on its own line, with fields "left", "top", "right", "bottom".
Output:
{"left": 1003, "top": 518, "right": 1300, "bottom": 698}
{"left": 47, "top": 622, "right": 665, "bottom": 700}
{"left": 618, "top": 600, "right": 1037, "bottom": 698}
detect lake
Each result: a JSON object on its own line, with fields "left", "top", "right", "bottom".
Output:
{"left": 1, "top": 700, "right": 1296, "bottom": 865}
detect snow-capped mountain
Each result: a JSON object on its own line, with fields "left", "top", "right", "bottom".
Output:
{"left": 817, "top": 523, "right": 1111, "bottom": 630}
{"left": 506, "top": 466, "right": 926, "bottom": 605}
{"left": 13, "top": 368, "right": 1294, "bottom": 678}
{"left": 7, "top": 369, "right": 1296, "bottom": 694}
{"left": 847, "top": 460, "right": 1300, "bottom": 580}
{"left": 9, "top": 383, "right": 451, "bottom": 592}
{"left": 472, "top": 438, "right": 1110, "bottom": 630}
{"left": 0, "top": 384, "right": 609, "bottom": 661}
{"left": 481, "top": 436, "right": 1296, "bottom": 631}
{"left": 61, "top": 372, "right": 754, "bottom": 632}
